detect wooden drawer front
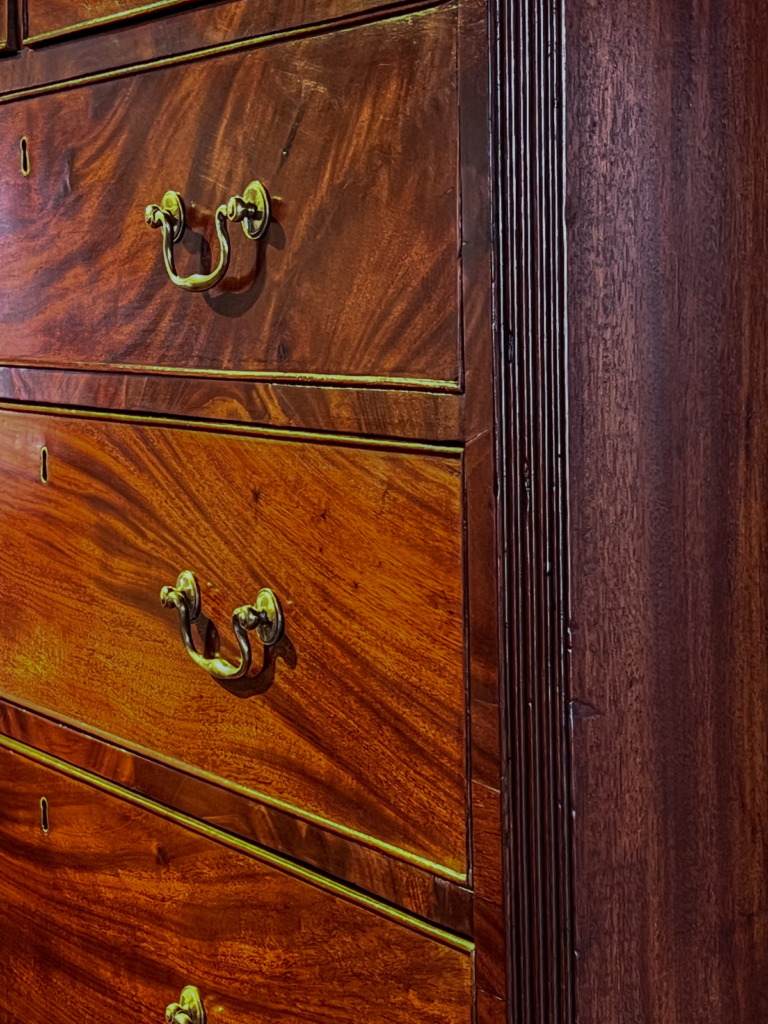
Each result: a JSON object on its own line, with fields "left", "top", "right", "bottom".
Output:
{"left": 0, "top": 410, "right": 467, "bottom": 877}
{"left": 24, "top": 0, "right": 410, "bottom": 45}
{"left": 0, "top": 7, "right": 459, "bottom": 388}
{"left": 0, "top": 746, "right": 473, "bottom": 1024}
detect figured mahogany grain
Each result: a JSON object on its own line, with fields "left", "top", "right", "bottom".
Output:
{"left": 26, "top": 0, "right": 201, "bottom": 41}
{"left": 0, "top": 0, "right": 437, "bottom": 96}
{"left": 0, "top": 369, "right": 465, "bottom": 441}
{"left": 0, "top": 409, "right": 467, "bottom": 876}
{"left": 24, "top": 0, "right": 409, "bottom": 44}
{"left": 0, "top": 7, "right": 460, "bottom": 386}
{"left": 568, "top": 0, "right": 768, "bottom": 1020}
{"left": 0, "top": 746, "right": 473, "bottom": 1024}
{"left": 0, "top": 696, "right": 474, "bottom": 934}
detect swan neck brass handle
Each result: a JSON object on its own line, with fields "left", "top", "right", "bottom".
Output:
{"left": 145, "top": 180, "right": 270, "bottom": 293}
{"left": 161, "top": 570, "right": 283, "bottom": 681}
{"left": 166, "top": 985, "right": 206, "bottom": 1024}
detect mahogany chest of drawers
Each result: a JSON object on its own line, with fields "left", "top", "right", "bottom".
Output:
{"left": 2, "top": 0, "right": 767, "bottom": 1022}
{"left": 0, "top": 2, "right": 511, "bottom": 1022}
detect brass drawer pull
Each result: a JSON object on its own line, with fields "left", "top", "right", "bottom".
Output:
{"left": 161, "top": 570, "right": 283, "bottom": 681}
{"left": 166, "top": 985, "right": 205, "bottom": 1024}
{"left": 145, "top": 180, "right": 270, "bottom": 293}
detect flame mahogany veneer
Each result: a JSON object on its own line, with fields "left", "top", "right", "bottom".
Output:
{"left": 0, "top": 409, "right": 467, "bottom": 876}
{"left": 0, "top": 745, "right": 473, "bottom": 1024}
{"left": 23, "top": 0, "right": 768, "bottom": 1021}
{"left": 0, "top": 7, "right": 460, "bottom": 386}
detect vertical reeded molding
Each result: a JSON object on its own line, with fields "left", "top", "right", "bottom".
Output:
{"left": 490, "top": 1, "right": 573, "bottom": 1023}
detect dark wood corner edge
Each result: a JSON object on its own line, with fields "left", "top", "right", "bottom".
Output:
{"left": 0, "top": 0, "right": 20, "bottom": 53}
{"left": 0, "top": 697, "right": 473, "bottom": 938}
{"left": 491, "top": 2, "right": 574, "bottom": 1023}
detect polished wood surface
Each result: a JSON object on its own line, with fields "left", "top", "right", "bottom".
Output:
{"left": 0, "top": 745, "right": 473, "bottom": 1024}
{"left": 0, "top": 2, "right": 518, "bottom": 1024}
{"left": 568, "top": 0, "right": 768, "bottom": 1020}
{"left": 0, "top": 6, "right": 460, "bottom": 386}
{"left": 0, "top": 0, "right": 436, "bottom": 97}
{"left": 26, "top": 0, "right": 198, "bottom": 42}
{"left": 0, "top": 409, "right": 467, "bottom": 876}
{"left": 23, "top": 0, "right": 410, "bottom": 44}
{"left": 0, "top": 371, "right": 465, "bottom": 440}
{"left": 0, "top": 696, "right": 474, "bottom": 934}
{"left": 3, "top": 0, "right": 765, "bottom": 1018}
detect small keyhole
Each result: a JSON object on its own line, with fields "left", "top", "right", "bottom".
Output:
{"left": 40, "top": 446, "right": 49, "bottom": 484}
{"left": 20, "top": 137, "right": 30, "bottom": 177}
{"left": 40, "top": 797, "right": 49, "bottom": 834}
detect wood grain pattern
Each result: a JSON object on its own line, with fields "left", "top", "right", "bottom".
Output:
{"left": 0, "top": 7, "right": 460, "bottom": 386}
{"left": 568, "top": 0, "right": 768, "bottom": 1020}
{"left": 0, "top": 409, "right": 467, "bottom": 876}
{"left": 25, "top": 0, "right": 201, "bottom": 42}
{"left": 23, "top": 0, "right": 410, "bottom": 44}
{"left": 0, "top": 695, "right": 474, "bottom": 934}
{"left": 0, "top": 0, "right": 9, "bottom": 52}
{"left": 0, "top": 369, "right": 465, "bottom": 441}
{"left": 477, "top": 991, "right": 507, "bottom": 1024}
{"left": 0, "top": 1, "right": 520, "bottom": 1020}
{"left": 0, "top": 0, "right": 437, "bottom": 97}
{"left": 458, "top": 0, "right": 495, "bottom": 440}
{"left": 0, "top": 745, "right": 473, "bottom": 1024}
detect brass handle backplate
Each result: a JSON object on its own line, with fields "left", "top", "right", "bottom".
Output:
{"left": 166, "top": 985, "right": 206, "bottom": 1024}
{"left": 161, "top": 569, "right": 284, "bottom": 681}
{"left": 145, "top": 180, "right": 270, "bottom": 292}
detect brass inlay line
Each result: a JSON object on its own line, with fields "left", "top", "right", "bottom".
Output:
{"left": 24, "top": 0, "right": 203, "bottom": 45}
{"left": 0, "top": 362, "right": 461, "bottom": 394}
{"left": 2, "top": 691, "right": 468, "bottom": 884}
{"left": 0, "top": 401, "right": 465, "bottom": 457}
{"left": 5, "top": 1, "right": 451, "bottom": 104}
{"left": 0, "top": 734, "right": 474, "bottom": 952}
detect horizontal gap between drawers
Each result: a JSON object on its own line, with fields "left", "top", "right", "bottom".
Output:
{"left": 0, "top": 362, "right": 461, "bottom": 395}
{"left": 0, "top": 399, "right": 465, "bottom": 455}
{"left": 23, "top": 0, "right": 442, "bottom": 46}
{"left": 2, "top": 0, "right": 451, "bottom": 103}
{"left": 0, "top": 732, "right": 475, "bottom": 953}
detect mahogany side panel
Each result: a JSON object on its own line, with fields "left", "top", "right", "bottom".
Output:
{"left": 0, "top": 410, "right": 467, "bottom": 877}
{"left": 0, "top": 745, "right": 473, "bottom": 1024}
{"left": 0, "top": 6, "right": 460, "bottom": 386}
{"left": 0, "top": 698, "right": 473, "bottom": 934}
{"left": 568, "top": 0, "right": 768, "bottom": 1020}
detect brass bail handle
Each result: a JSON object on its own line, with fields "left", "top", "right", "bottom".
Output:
{"left": 166, "top": 985, "right": 206, "bottom": 1024}
{"left": 160, "top": 570, "right": 284, "bottom": 681}
{"left": 145, "top": 180, "right": 270, "bottom": 292}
